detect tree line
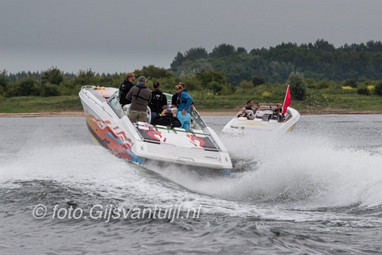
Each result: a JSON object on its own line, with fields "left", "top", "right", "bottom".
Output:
{"left": 170, "top": 39, "right": 382, "bottom": 85}
{"left": 0, "top": 66, "right": 235, "bottom": 98}
{"left": 1, "top": 39, "right": 382, "bottom": 101}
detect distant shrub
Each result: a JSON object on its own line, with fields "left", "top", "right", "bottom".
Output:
{"left": 345, "top": 78, "right": 358, "bottom": 88}
{"left": 238, "top": 80, "right": 254, "bottom": 90}
{"left": 208, "top": 81, "right": 223, "bottom": 95}
{"left": 317, "top": 80, "right": 330, "bottom": 89}
{"left": 304, "top": 78, "right": 317, "bottom": 89}
{"left": 0, "top": 86, "right": 5, "bottom": 97}
{"left": 74, "top": 69, "right": 97, "bottom": 85}
{"left": 6, "top": 78, "right": 40, "bottom": 97}
{"left": 357, "top": 87, "right": 370, "bottom": 95}
{"left": 262, "top": 91, "right": 272, "bottom": 98}
{"left": 42, "top": 67, "right": 64, "bottom": 85}
{"left": 375, "top": 82, "right": 382, "bottom": 96}
{"left": 252, "top": 76, "right": 265, "bottom": 86}
{"left": 44, "top": 83, "right": 60, "bottom": 97}
{"left": 288, "top": 72, "right": 307, "bottom": 100}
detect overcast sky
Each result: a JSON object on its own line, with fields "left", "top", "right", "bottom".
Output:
{"left": 1, "top": 0, "right": 382, "bottom": 74}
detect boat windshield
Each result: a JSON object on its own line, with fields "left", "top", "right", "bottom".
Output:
{"left": 107, "top": 92, "right": 124, "bottom": 118}
{"left": 191, "top": 109, "right": 207, "bottom": 130}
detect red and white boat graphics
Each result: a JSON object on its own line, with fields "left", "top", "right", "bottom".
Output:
{"left": 79, "top": 86, "right": 232, "bottom": 170}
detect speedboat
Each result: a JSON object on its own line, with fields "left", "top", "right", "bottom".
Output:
{"left": 222, "top": 106, "right": 300, "bottom": 134}
{"left": 79, "top": 86, "right": 232, "bottom": 171}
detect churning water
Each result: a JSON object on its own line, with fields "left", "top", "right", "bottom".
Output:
{"left": 0, "top": 115, "right": 381, "bottom": 254}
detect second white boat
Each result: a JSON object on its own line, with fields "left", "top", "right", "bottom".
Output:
{"left": 222, "top": 106, "right": 300, "bottom": 135}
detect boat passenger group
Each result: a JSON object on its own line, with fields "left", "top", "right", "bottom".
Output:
{"left": 118, "top": 72, "right": 193, "bottom": 131}
{"left": 118, "top": 72, "right": 287, "bottom": 131}
{"left": 237, "top": 100, "right": 286, "bottom": 122}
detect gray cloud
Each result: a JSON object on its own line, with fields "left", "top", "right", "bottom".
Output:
{"left": 1, "top": 0, "right": 382, "bottom": 73}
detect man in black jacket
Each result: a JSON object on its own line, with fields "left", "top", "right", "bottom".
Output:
{"left": 149, "top": 82, "right": 167, "bottom": 123}
{"left": 119, "top": 72, "right": 135, "bottom": 106}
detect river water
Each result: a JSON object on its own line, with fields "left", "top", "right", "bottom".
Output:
{"left": 0, "top": 115, "right": 381, "bottom": 254}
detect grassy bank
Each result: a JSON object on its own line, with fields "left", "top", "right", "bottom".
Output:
{"left": 0, "top": 96, "right": 82, "bottom": 113}
{"left": 0, "top": 92, "right": 382, "bottom": 114}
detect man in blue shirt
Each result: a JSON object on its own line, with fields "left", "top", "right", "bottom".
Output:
{"left": 175, "top": 82, "right": 193, "bottom": 131}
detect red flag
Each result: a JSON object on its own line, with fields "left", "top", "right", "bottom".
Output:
{"left": 282, "top": 85, "right": 291, "bottom": 114}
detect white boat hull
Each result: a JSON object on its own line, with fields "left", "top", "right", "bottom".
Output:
{"left": 79, "top": 86, "right": 232, "bottom": 170}
{"left": 222, "top": 107, "right": 300, "bottom": 135}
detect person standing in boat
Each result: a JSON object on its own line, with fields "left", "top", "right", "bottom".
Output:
{"left": 149, "top": 81, "right": 167, "bottom": 124}
{"left": 175, "top": 82, "right": 193, "bottom": 131}
{"left": 171, "top": 82, "right": 194, "bottom": 111}
{"left": 119, "top": 72, "right": 135, "bottom": 106}
{"left": 126, "top": 76, "right": 152, "bottom": 123}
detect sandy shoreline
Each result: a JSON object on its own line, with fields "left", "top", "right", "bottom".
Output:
{"left": 1, "top": 109, "right": 382, "bottom": 118}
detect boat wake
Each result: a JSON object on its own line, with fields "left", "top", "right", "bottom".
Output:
{"left": 1, "top": 125, "right": 381, "bottom": 225}
{"left": 148, "top": 131, "right": 382, "bottom": 211}
{"left": 2, "top": 116, "right": 381, "bottom": 254}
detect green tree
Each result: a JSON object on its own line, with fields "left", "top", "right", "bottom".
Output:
{"left": 317, "top": 80, "right": 330, "bottom": 89}
{"left": 7, "top": 78, "right": 40, "bottom": 97}
{"left": 236, "top": 47, "right": 247, "bottom": 54}
{"left": 195, "top": 70, "right": 227, "bottom": 85}
{"left": 170, "top": 52, "right": 185, "bottom": 72}
{"left": 0, "top": 70, "right": 9, "bottom": 96}
{"left": 208, "top": 81, "right": 223, "bottom": 94}
{"left": 288, "top": 72, "right": 307, "bottom": 100}
{"left": 313, "top": 39, "right": 335, "bottom": 51}
{"left": 41, "top": 67, "right": 64, "bottom": 85}
{"left": 74, "top": 69, "right": 97, "bottom": 85}
{"left": 44, "top": 83, "right": 60, "bottom": 96}
{"left": 138, "top": 65, "right": 174, "bottom": 79}
{"left": 210, "top": 43, "right": 236, "bottom": 57}
{"left": 345, "top": 78, "right": 357, "bottom": 88}
{"left": 238, "top": 80, "right": 253, "bottom": 90}
{"left": 184, "top": 47, "right": 208, "bottom": 60}
{"left": 176, "top": 76, "right": 202, "bottom": 91}
{"left": 252, "top": 76, "right": 265, "bottom": 86}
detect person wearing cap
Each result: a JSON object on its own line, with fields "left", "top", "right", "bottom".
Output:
{"left": 174, "top": 82, "right": 193, "bottom": 131}
{"left": 171, "top": 82, "right": 194, "bottom": 109}
{"left": 126, "top": 76, "right": 152, "bottom": 123}
{"left": 119, "top": 72, "right": 135, "bottom": 106}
